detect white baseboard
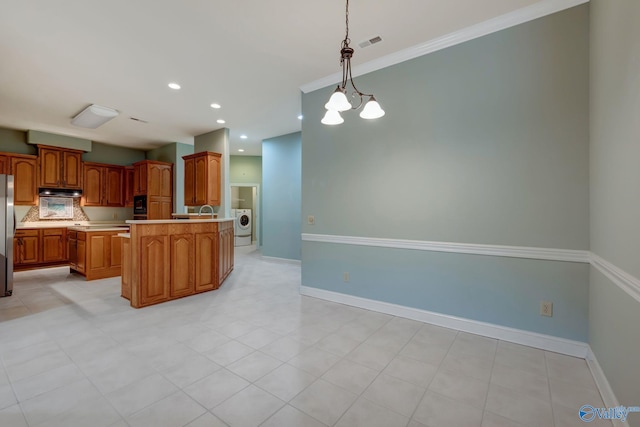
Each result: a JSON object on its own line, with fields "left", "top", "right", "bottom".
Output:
{"left": 586, "top": 349, "right": 629, "bottom": 427}
{"left": 300, "top": 286, "right": 589, "bottom": 358}
{"left": 262, "top": 255, "right": 302, "bottom": 265}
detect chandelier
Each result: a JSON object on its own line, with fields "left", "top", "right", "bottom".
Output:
{"left": 321, "top": 0, "right": 385, "bottom": 125}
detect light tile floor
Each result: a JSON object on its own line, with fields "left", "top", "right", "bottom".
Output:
{"left": 0, "top": 249, "right": 611, "bottom": 427}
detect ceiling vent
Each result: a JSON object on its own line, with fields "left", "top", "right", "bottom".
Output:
{"left": 71, "top": 104, "right": 119, "bottom": 129}
{"left": 359, "top": 36, "right": 383, "bottom": 48}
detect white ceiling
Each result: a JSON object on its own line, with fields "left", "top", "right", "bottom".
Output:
{"left": 0, "top": 0, "right": 544, "bottom": 156}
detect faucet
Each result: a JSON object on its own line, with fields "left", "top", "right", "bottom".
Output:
{"left": 198, "top": 205, "right": 214, "bottom": 217}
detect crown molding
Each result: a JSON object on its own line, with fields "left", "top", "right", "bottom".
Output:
{"left": 300, "top": 0, "right": 590, "bottom": 93}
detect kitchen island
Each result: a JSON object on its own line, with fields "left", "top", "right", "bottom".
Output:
{"left": 68, "top": 225, "right": 130, "bottom": 280}
{"left": 121, "top": 218, "right": 234, "bottom": 308}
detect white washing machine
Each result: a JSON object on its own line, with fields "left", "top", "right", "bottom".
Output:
{"left": 234, "top": 208, "right": 252, "bottom": 246}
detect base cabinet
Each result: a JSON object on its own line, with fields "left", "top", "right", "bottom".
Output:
{"left": 14, "top": 228, "right": 67, "bottom": 270}
{"left": 171, "top": 234, "right": 195, "bottom": 297}
{"left": 69, "top": 230, "right": 124, "bottom": 280}
{"left": 125, "top": 220, "right": 234, "bottom": 308}
{"left": 139, "top": 235, "right": 171, "bottom": 306}
{"left": 121, "top": 238, "right": 131, "bottom": 299}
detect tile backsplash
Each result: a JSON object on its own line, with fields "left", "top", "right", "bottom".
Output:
{"left": 20, "top": 199, "right": 90, "bottom": 223}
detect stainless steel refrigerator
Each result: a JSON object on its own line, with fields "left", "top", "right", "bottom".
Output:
{"left": 1, "top": 174, "right": 14, "bottom": 297}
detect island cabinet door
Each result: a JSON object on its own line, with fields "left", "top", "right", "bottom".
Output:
{"left": 121, "top": 238, "right": 131, "bottom": 300}
{"left": 218, "top": 227, "right": 234, "bottom": 285}
{"left": 195, "top": 233, "right": 218, "bottom": 292}
{"left": 76, "top": 233, "right": 86, "bottom": 273}
{"left": 170, "top": 234, "right": 194, "bottom": 297}
{"left": 140, "top": 235, "right": 170, "bottom": 305}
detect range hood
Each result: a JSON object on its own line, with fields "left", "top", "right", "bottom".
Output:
{"left": 39, "top": 188, "right": 82, "bottom": 198}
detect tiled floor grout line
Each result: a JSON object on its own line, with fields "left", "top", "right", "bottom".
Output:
{"left": 479, "top": 339, "right": 499, "bottom": 427}
{"left": 404, "top": 330, "right": 459, "bottom": 425}
{"left": 326, "top": 315, "right": 408, "bottom": 426}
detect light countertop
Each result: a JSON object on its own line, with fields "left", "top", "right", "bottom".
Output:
{"left": 126, "top": 218, "right": 234, "bottom": 224}
{"left": 18, "top": 221, "right": 129, "bottom": 230}
{"left": 68, "top": 226, "right": 131, "bottom": 232}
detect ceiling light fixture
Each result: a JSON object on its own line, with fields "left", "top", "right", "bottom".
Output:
{"left": 238, "top": 149, "right": 245, "bottom": 152}
{"left": 168, "top": 82, "right": 181, "bottom": 90}
{"left": 217, "top": 119, "right": 226, "bottom": 124}
{"left": 71, "top": 104, "right": 119, "bottom": 129}
{"left": 210, "top": 103, "right": 221, "bottom": 109}
{"left": 321, "top": 0, "right": 385, "bottom": 125}
{"left": 240, "top": 134, "right": 248, "bottom": 139}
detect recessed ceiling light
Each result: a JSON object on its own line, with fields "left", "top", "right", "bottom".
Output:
{"left": 217, "top": 119, "right": 226, "bottom": 124}
{"left": 238, "top": 149, "right": 245, "bottom": 152}
{"left": 168, "top": 82, "right": 181, "bottom": 90}
{"left": 240, "top": 134, "right": 248, "bottom": 139}
{"left": 298, "top": 115, "right": 303, "bottom": 120}
{"left": 210, "top": 103, "right": 221, "bottom": 109}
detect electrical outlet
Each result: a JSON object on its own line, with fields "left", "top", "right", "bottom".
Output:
{"left": 540, "top": 300, "right": 553, "bottom": 317}
{"left": 112, "top": 212, "right": 118, "bottom": 220}
{"left": 307, "top": 215, "right": 315, "bottom": 225}
{"left": 343, "top": 272, "right": 349, "bottom": 282}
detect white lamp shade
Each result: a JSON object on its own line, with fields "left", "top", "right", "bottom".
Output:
{"left": 324, "top": 87, "right": 352, "bottom": 112}
{"left": 359, "top": 97, "right": 385, "bottom": 119}
{"left": 321, "top": 109, "right": 344, "bottom": 125}
{"left": 71, "top": 104, "right": 119, "bottom": 129}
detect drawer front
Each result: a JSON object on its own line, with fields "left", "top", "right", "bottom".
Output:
{"left": 43, "top": 228, "right": 64, "bottom": 236}
{"left": 15, "top": 229, "right": 39, "bottom": 237}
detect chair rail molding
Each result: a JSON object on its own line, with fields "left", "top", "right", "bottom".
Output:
{"left": 301, "top": 233, "right": 590, "bottom": 263}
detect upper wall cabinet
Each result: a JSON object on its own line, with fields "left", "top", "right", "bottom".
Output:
{"left": 0, "top": 154, "right": 9, "bottom": 174}
{"left": 82, "top": 162, "right": 124, "bottom": 207}
{"left": 183, "top": 151, "right": 221, "bottom": 206}
{"left": 10, "top": 154, "right": 38, "bottom": 205}
{"left": 133, "top": 160, "right": 173, "bottom": 219}
{"left": 38, "top": 145, "right": 82, "bottom": 189}
{"left": 133, "top": 160, "right": 173, "bottom": 198}
{"left": 124, "top": 166, "right": 135, "bottom": 207}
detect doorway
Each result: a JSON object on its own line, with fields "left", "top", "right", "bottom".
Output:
{"left": 230, "top": 183, "right": 260, "bottom": 247}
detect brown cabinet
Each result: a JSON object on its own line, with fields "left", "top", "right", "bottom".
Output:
{"left": 139, "top": 235, "right": 171, "bottom": 306}
{"left": 42, "top": 228, "right": 67, "bottom": 263}
{"left": 195, "top": 232, "right": 217, "bottom": 292}
{"left": 218, "top": 221, "right": 235, "bottom": 284}
{"left": 9, "top": 154, "right": 38, "bottom": 205}
{"left": 132, "top": 160, "right": 173, "bottom": 219}
{"left": 14, "top": 229, "right": 40, "bottom": 268}
{"left": 183, "top": 152, "right": 221, "bottom": 206}
{"left": 125, "top": 220, "right": 234, "bottom": 308}
{"left": 171, "top": 234, "right": 195, "bottom": 297}
{"left": 38, "top": 145, "right": 82, "bottom": 189}
{"left": 0, "top": 152, "right": 38, "bottom": 205}
{"left": 121, "top": 237, "right": 131, "bottom": 299}
{"left": 124, "top": 166, "right": 135, "bottom": 207}
{"left": 14, "top": 228, "right": 68, "bottom": 270}
{"left": 82, "top": 162, "right": 124, "bottom": 207}
{"left": 0, "top": 154, "right": 9, "bottom": 174}
{"left": 69, "top": 230, "right": 125, "bottom": 280}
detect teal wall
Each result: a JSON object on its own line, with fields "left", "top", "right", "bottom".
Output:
{"left": 27, "top": 130, "right": 91, "bottom": 152}
{"left": 589, "top": 0, "right": 640, "bottom": 420}
{"left": 263, "top": 132, "right": 301, "bottom": 260}
{"left": 83, "top": 141, "right": 145, "bottom": 165}
{"left": 301, "top": 5, "right": 590, "bottom": 340}
{"left": 0, "top": 128, "right": 34, "bottom": 154}
{"left": 230, "top": 155, "right": 262, "bottom": 183}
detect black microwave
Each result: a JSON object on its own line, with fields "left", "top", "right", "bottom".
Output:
{"left": 133, "top": 195, "right": 147, "bottom": 215}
